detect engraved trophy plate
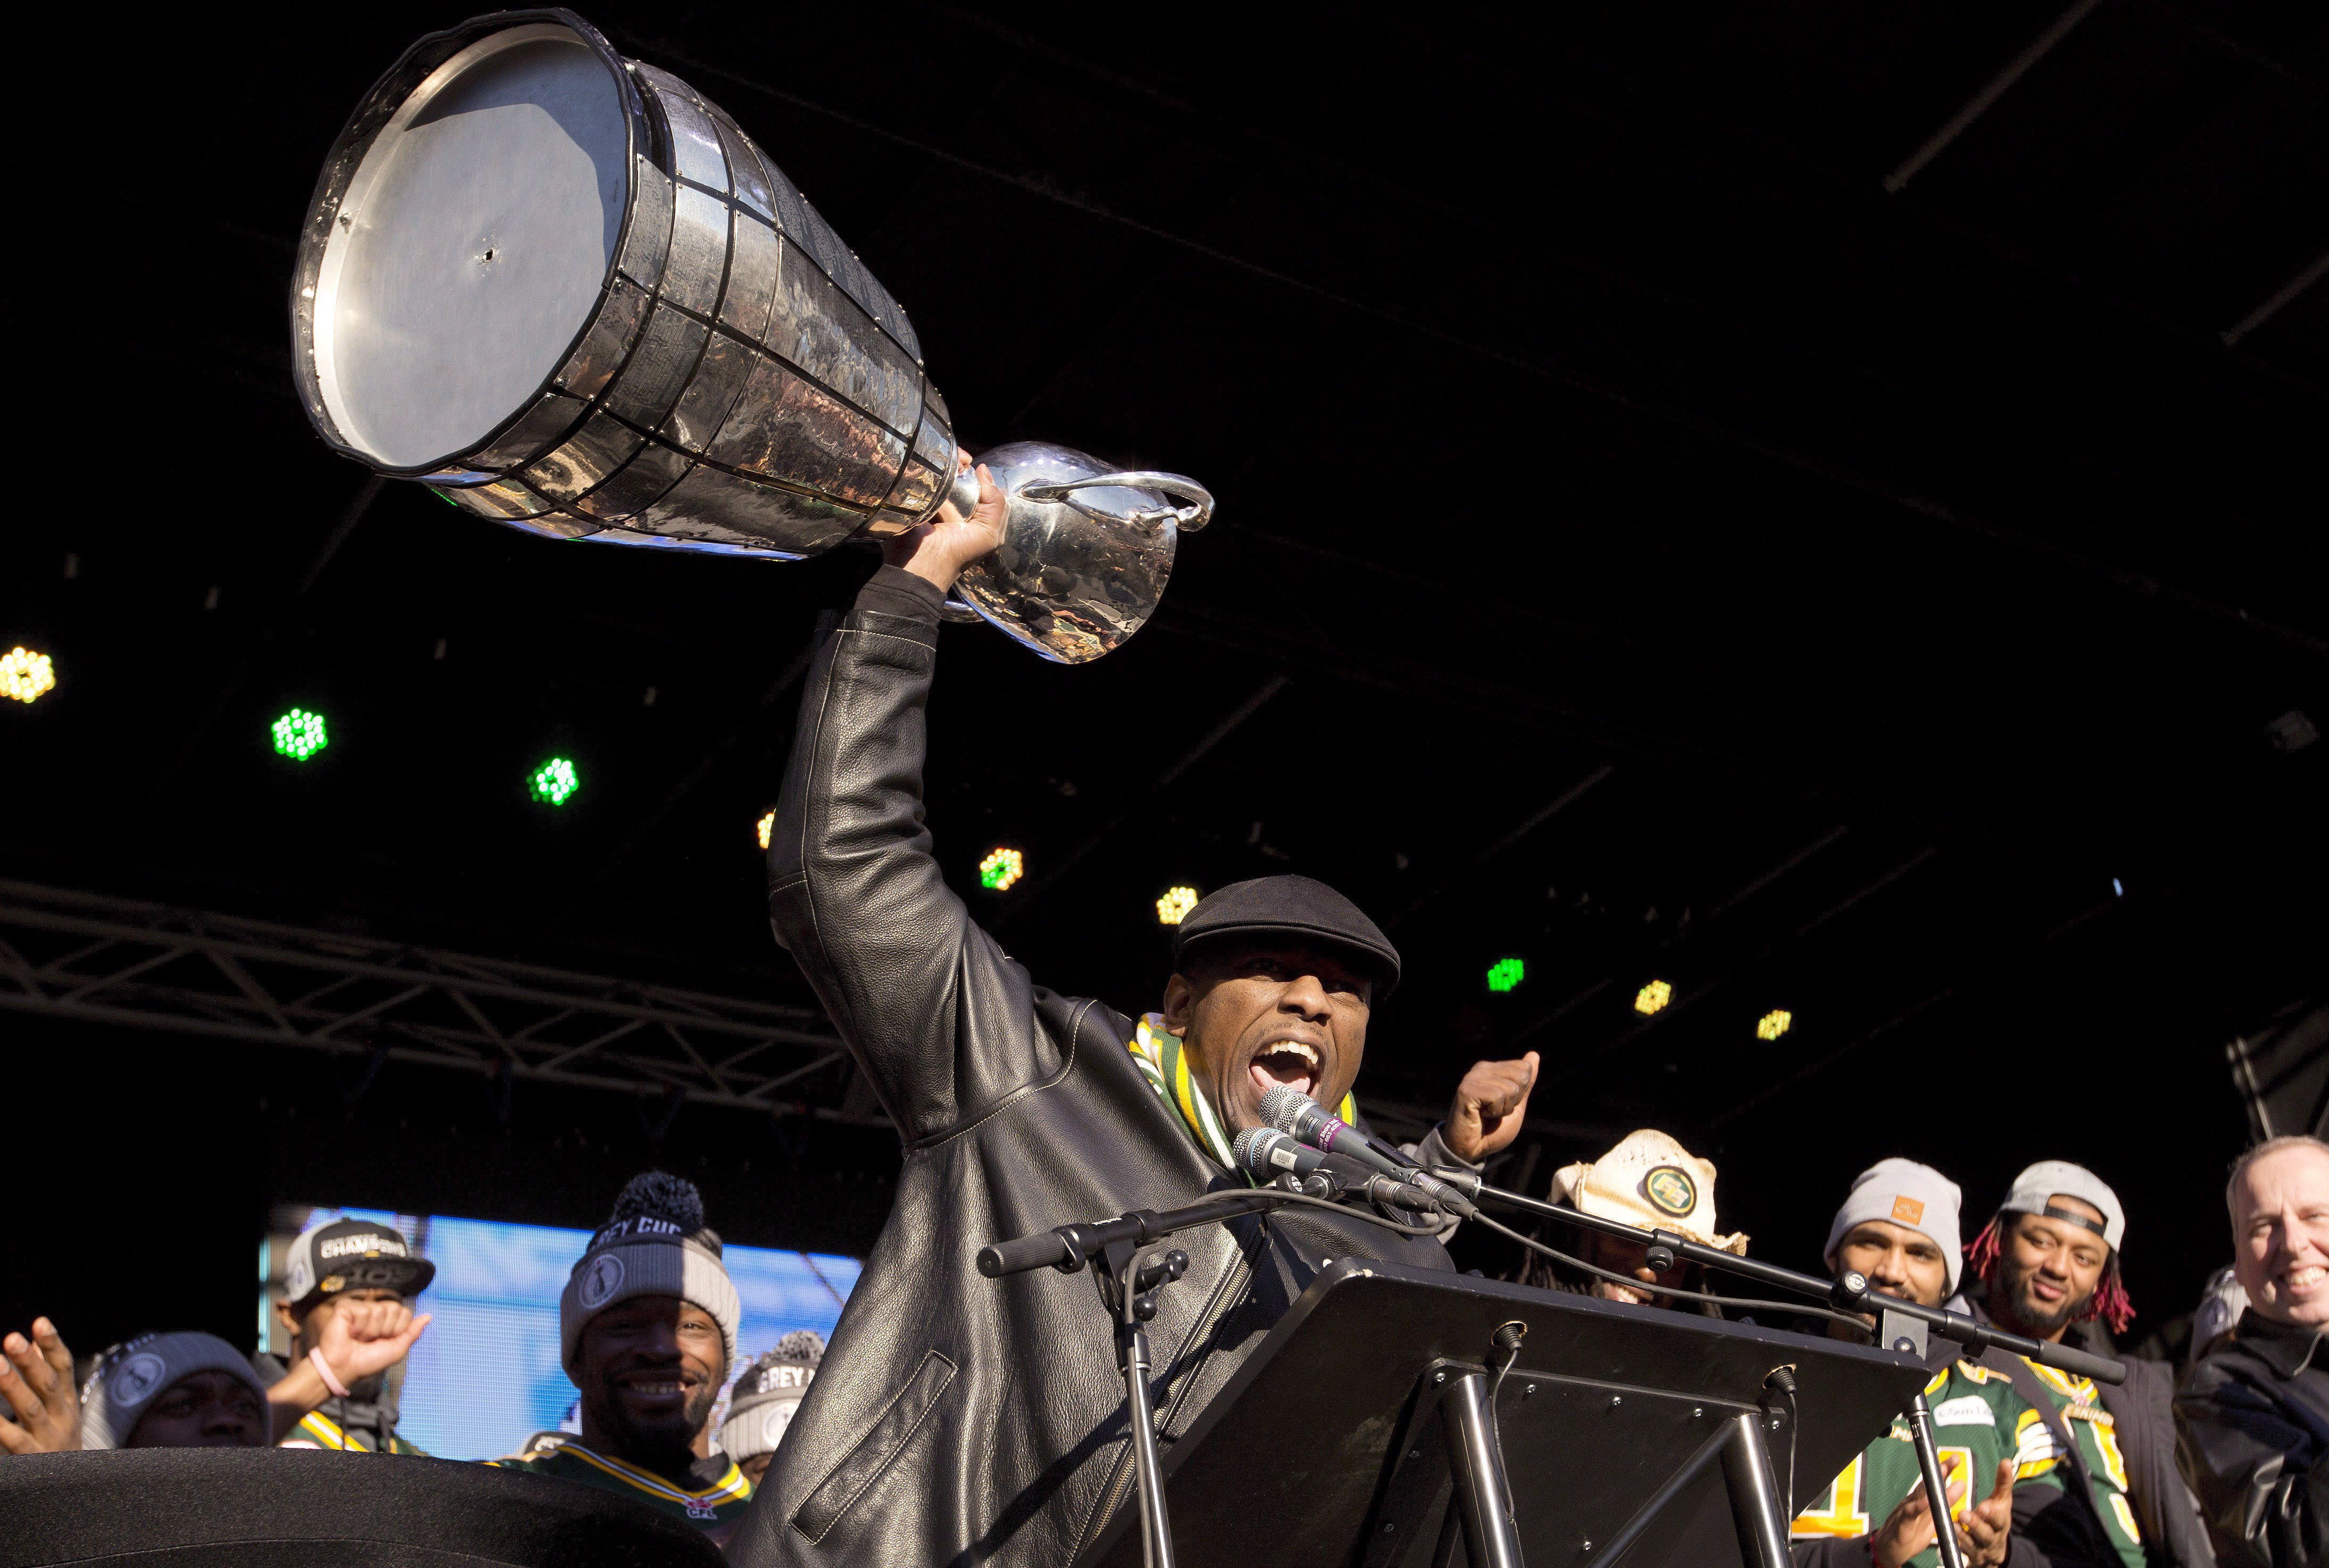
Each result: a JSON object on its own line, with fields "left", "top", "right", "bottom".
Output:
{"left": 291, "top": 7, "right": 1208, "bottom": 662}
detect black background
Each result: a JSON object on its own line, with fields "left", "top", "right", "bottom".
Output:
{"left": 5, "top": 1, "right": 2325, "bottom": 1357}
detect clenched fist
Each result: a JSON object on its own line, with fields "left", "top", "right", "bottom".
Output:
{"left": 1442, "top": 1052, "right": 1540, "bottom": 1162}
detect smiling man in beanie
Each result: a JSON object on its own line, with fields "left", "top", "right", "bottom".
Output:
{"left": 489, "top": 1172, "right": 752, "bottom": 1546}
{"left": 1792, "top": 1159, "right": 2030, "bottom": 1568}
{"left": 739, "top": 472, "right": 1537, "bottom": 1568}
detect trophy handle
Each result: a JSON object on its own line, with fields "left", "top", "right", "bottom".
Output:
{"left": 1017, "top": 471, "right": 1214, "bottom": 533}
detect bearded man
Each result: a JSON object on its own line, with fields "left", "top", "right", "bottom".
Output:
{"left": 490, "top": 1173, "right": 753, "bottom": 1546}
{"left": 732, "top": 466, "right": 1539, "bottom": 1568}
{"left": 1963, "top": 1161, "right": 2211, "bottom": 1568}
{"left": 1786, "top": 1160, "right": 2026, "bottom": 1568}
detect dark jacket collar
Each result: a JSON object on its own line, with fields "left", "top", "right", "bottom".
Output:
{"left": 2232, "top": 1307, "right": 2329, "bottom": 1379}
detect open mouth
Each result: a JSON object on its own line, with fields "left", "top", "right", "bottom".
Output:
{"left": 2282, "top": 1265, "right": 2327, "bottom": 1295}
{"left": 1249, "top": 1038, "right": 1322, "bottom": 1101}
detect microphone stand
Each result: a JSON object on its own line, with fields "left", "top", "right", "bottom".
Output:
{"left": 1428, "top": 1171, "right": 2128, "bottom": 1387}
{"left": 977, "top": 1187, "right": 1321, "bottom": 1568}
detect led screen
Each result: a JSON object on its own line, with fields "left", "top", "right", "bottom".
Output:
{"left": 264, "top": 1205, "right": 860, "bottom": 1460}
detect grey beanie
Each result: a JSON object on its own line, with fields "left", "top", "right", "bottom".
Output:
{"left": 559, "top": 1173, "right": 741, "bottom": 1378}
{"left": 1824, "top": 1158, "right": 1966, "bottom": 1293}
{"left": 717, "top": 1331, "right": 825, "bottom": 1461}
{"left": 79, "top": 1332, "right": 271, "bottom": 1449}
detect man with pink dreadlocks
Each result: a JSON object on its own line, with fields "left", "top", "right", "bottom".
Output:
{"left": 1960, "top": 1161, "right": 2214, "bottom": 1568}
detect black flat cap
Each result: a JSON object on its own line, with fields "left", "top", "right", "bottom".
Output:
{"left": 1171, "top": 875, "right": 1400, "bottom": 995}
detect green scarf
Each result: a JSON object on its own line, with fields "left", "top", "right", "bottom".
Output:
{"left": 1128, "top": 1014, "right": 1358, "bottom": 1177}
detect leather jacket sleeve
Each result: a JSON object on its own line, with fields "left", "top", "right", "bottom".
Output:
{"left": 2179, "top": 1372, "right": 2329, "bottom": 1568}
{"left": 767, "top": 568, "right": 1062, "bottom": 1142}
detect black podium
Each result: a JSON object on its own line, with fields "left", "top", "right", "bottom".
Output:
{"left": 0, "top": 1446, "right": 727, "bottom": 1568}
{"left": 1075, "top": 1260, "right": 1929, "bottom": 1568}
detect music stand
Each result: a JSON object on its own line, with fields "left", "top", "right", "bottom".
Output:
{"left": 1074, "top": 1259, "right": 1929, "bottom": 1568}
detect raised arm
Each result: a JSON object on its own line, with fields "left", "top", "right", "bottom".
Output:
{"left": 767, "top": 464, "right": 1052, "bottom": 1141}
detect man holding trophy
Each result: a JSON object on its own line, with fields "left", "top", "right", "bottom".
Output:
{"left": 286, "top": 13, "right": 1535, "bottom": 1561}
{"left": 725, "top": 463, "right": 1539, "bottom": 1566}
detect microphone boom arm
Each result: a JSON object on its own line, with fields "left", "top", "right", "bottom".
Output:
{"left": 1435, "top": 1172, "right": 2127, "bottom": 1386}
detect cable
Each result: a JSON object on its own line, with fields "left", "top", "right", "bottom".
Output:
{"left": 1254, "top": 1187, "right": 1452, "bottom": 1238}
{"left": 1765, "top": 1366, "right": 1800, "bottom": 1515}
{"left": 1472, "top": 1213, "right": 1874, "bottom": 1331}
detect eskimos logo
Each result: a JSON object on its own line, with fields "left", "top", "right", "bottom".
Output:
{"left": 1640, "top": 1165, "right": 1697, "bottom": 1217}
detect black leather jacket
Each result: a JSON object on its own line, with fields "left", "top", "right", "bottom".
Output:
{"left": 732, "top": 569, "right": 1452, "bottom": 1568}
{"left": 2178, "top": 1310, "right": 2329, "bottom": 1567}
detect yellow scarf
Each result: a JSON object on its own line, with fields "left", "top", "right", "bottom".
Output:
{"left": 1126, "top": 1014, "right": 1357, "bottom": 1176}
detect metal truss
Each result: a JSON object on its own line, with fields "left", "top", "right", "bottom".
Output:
{"left": 0, "top": 879, "right": 871, "bottom": 1120}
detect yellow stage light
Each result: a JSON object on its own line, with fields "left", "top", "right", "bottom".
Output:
{"left": 1756, "top": 1009, "right": 1793, "bottom": 1041}
{"left": 979, "top": 848, "right": 1024, "bottom": 891}
{"left": 1634, "top": 979, "right": 1672, "bottom": 1016}
{"left": 1156, "top": 886, "right": 1199, "bottom": 925}
{"left": 1, "top": 647, "right": 56, "bottom": 704}
{"left": 756, "top": 810, "right": 776, "bottom": 850}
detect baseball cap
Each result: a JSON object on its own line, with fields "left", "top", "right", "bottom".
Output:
{"left": 284, "top": 1218, "right": 435, "bottom": 1313}
{"left": 1997, "top": 1159, "right": 2126, "bottom": 1254}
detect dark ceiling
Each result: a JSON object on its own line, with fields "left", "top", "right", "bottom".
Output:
{"left": 6, "top": 0, "right": 2325, "bottom": 1331}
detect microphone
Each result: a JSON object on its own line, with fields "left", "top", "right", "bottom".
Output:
{"left": 1258, "top": 1085, "right": 1477, "bottom": 1217}
{"left": 1233, "top": 1126, "right": 1325, "bottom": 1179}
{"left": 1234, "top": 1127, "right": 1448, "bottom": 1213}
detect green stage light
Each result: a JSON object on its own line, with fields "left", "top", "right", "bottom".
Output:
{"left": 1486, "top": 957, "right": 1526, "bottom": 993}
{"left": 531, "top": 757, "right": 579, "bottom": 806}
{"left": 271, "top": 708, "right": 328, "bottom": 760}
{"left": 979, "top": 848, "right": 1024, "bottom": 891}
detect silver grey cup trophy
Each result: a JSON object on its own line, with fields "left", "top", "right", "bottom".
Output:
{"left": 291, "top": 10, "right": 1211, "bottom": 663}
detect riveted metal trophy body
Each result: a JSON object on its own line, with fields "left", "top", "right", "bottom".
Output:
{"left": 291, "top": 10, "right": 1208, "bottom": 663}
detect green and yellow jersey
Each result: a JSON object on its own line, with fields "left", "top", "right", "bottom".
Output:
{"left": 2010, "top": 1360, "right": 2146, "bottom": 1568}
{"left": 1792, "top": 1360, "right": 2052, "bottom": 1568}
{"left": 487, "top": 1439, "right": 753, "bottom": 1545}
{"left": 279, "top": 1408, "right": 427, "bottom": 1454}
